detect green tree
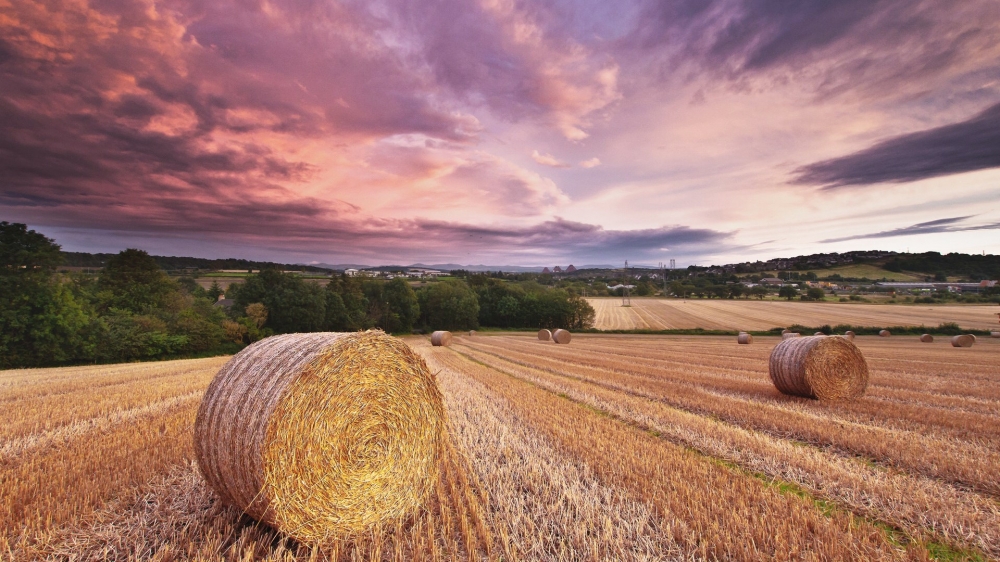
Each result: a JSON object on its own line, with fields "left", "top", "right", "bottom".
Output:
{"left": 419, "top": 279, "right": 479, "bottom": 330}
{"left": 0, "top": 223, "right": 93, "bottom": 368}
{"left": 233, "top": 269, "right": 325, "bottom": 333}
{"left": 382, "top": 278, "right": 420, "bottom": 333}
{"left": 803, "top": 287, "right": 826, "bottom": 301}
{"left": 750, "top": 286, "right": 769, "bottom": 299}
{"left": 206, "top": 280, "right": 224, "bottom": 301}
{"left": 97, "top": 249, "right": 178, "bottom": 313}
{"left": 778, "top": 285, "right": 799, "bottom": 300}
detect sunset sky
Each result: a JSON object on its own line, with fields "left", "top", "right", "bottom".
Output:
{"left": 2, "top": 0, "right": 999, "bottom": 267}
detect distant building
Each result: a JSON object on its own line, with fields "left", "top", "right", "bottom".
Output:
{"left": 566, "top": 265, "right": 577, "bottom": 272}
{"left": 553, "top": 266, "right": 563, "bottom": 273}
{"left": 607, "top": 284, "right": 636, "bottom": 290}
{"left": 760, "top": 278, "right": 784, "bottom": 286}
{"left": 542, "top": 267, "right": 551, "bottom": 274}
{"left": 344, "top": 268, "right": 359, "bottom": 276}
{"left": 214, "top": 295, "right": 234, "bottom": 308}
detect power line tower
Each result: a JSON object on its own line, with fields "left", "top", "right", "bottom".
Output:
{"left": 669, "top": 259, "right": 675, "bottom": 269}
{"left": 622, "top": 260, "right": 631, "bottom": 307}
{"left": 660, "top": 261, "right": 667, "bottom": 295}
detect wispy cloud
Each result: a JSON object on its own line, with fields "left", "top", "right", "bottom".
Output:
{"left": 795, "top": 102, "right": 1000, "bottom": 187}
{"left": 532, "top": 150, "right": 571, "bottom": 168}
{"left": 820, "top": 216, "right": 1000, "bottom": 243}
{"left": 579, "top": 157, "right": 602, "bottom": 168}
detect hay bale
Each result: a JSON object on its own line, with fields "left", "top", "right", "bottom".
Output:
{"left": 737, "top": 333, "right": 753, "bottom": 344}
{"left": 552, "top": 329, "right": 572, "bottom": 344}
{"left": 194, "top": 331, "right": 444, "bottom": 543}
{"left": 920, "top": 334, "right": 933, "bottom": 343}
{"left": 430, "top": 331, "right": 452, "bottom": 346}
{"left": 814, "top": 332, "right": 825, "bottom": 336}
{"left": 768, "top": 335, "right": 868, "bottom": 400}
{"left": 843, "top": 331, "right": 855, "bottom": 341}
{"left": 468, "top": 330, "right": 476, "bottom": 336}
{"left": 951, "top": 334, "right": 975, "bottom": 348}
{"left": 537, "top": 329, "right": 552, "bottom": 341}
{"left": 782, "top": 332, "right": 800, "bottom": 340}
{"left": 879, "top": 330, "right": 891, "bottom": 337}
{"left": 992, "top": 331, "right": 1000, "bottom": 338}
{"left": 781, "top": 329, "right": 791, "bottom": 335}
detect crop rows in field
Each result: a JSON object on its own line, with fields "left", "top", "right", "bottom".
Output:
{"left": 585, "top": 297, "right": 1000, "bottom": 331}
{"left": 2, "top": 334, "right": 997, "bottom": 561}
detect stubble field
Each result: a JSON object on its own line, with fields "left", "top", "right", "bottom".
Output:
{"left": 1, "top": 333, "right": 998, "bottom": 561}
{"left": 586, "top": 297, "right": 1000, "bottom": 331}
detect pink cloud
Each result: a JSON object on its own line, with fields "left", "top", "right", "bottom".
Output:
{"left": 532, "top": 150, "right": 570, "bottom": 168}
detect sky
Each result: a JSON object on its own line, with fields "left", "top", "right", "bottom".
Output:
{"left": 2, "top": 0, "right": 999, "bottom": 267}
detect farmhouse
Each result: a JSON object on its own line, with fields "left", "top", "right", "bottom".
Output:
{"left": 760, "top": 278, "right": 785, "bottom": 286}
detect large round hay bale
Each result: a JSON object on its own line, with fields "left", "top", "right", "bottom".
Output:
{"left": 537, "top": 329, "right": 551, "bottom": 341}
{"left": 951, "top": 334, "right": 975, "bottom": 348}
{"left": 768, "top": 335, "right": 868, "bottom": 400}
{"left": 782, "top": 332, "right": 800, "bottom": 340}
{"left": 430, "top": 331, "right": 452, "bottom": 346}
{"left": 843, "top": 331, "right": 855, "bottom": 341}
{"left": 552, "top": 329, "right": 572, "bottom": 344}
{"left": 738, "top": 333, "right": 753, "bottom": 344}
{"left": 920, "top": 334, "right": 933, "bottom": 343}
{"left": 194, "top": 331, "right": 444, "bottom": 543}
{"left": 879, "top": 330, "right": 891, "bottom": 337}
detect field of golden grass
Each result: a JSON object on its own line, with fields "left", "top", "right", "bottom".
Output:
{"left": 586, "top": 297, "right": 1000, "bottom": 331}
{"left": 2, "top": 333, "right": 998, "bottom": 560}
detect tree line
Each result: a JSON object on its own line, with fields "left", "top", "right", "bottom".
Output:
{"left": 1, "top": 222, "right": 594, "bottom": 369}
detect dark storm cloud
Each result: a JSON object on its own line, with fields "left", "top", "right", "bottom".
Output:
{"left": 794, "top": 102, "right": 1000, "bottom": 187}
{"left": 820, "top": 216, "right": 1000, "bottom": 243}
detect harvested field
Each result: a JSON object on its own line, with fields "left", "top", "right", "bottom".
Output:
{"left": 586, "top": 297, "right": 1000, "bottom": 331}
{"left": 2, "top": 333, "right": 997, "bottom": 560}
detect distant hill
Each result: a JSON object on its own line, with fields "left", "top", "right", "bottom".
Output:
{"left": 60, "top": 252, "right": 335, "bottom": 274}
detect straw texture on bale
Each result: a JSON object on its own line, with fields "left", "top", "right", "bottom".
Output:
{"left": 844, "top": 331, "right": 855, "bottom": 341}
{"left": 768, "top": 335, "right": 868, "bottom": 401}
{"left": 737, "top": 333, "right": 753, "bottom": 344}
{"left": 879, "top": 330, "right": 891, "bottom": 337}
{"left": 537, "top": 329, "right": 551, "bottom": 341}
{"left": 951, "top": 334, "right": 975, "bottom": 348}
{"left": 430, "top": 331, "right": 452, "bottom": 347}
{"left": 552, "top": 329, "right": 572, "bottom": 344}
{"left": 782, "top": 332, "right": 800, "bottom": 340}
{"left": 194, "top": 331, "right": 445, "bottom": 544}
{"left": 920, "top": 334, "right": 933, "bottom": 343}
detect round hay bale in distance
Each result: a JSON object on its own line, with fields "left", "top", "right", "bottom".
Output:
{"left": 920, "top": 334, "right": 933, "bottom": 343}
{"left": 879, "top": 330, "right": 891, "bottom": 337}
{"left": 552, "top": 329, "right": 572, "bottom": 344}
{"left": 951, "top": 334, "right": 975, "bottom": 348}
{"left": 782, "top": 332, "right": 800, "bottom": 340}
{"left": 468, "top": 330, "right": 476, "bottom": 336}
{"left": 814, "top": 332, "right": 825, "bottom": 336}
{"left": 781, "top": 329, "right": 791, "bottom": 335}
{"left": 430, "top": 331, "right": 452, "bottom": 346}
{"left": 737, "top": 333, "right": 753, "bottom": 344}
{"left": 194, "top": 331, "right": 445, "bottom": 543}
{"left": 992, "top": 331, "right": 1000, "bottom": 338}
{"left": 768, "top": 335, "right": 868, "bottom": 400}
{"left": 843, "top": 331, "right": 855, "bottom": 341}
{"left": 537, "top": 329, "right": 551, "bottom": 341}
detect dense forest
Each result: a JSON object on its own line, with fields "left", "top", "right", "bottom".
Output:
{"left": 1, "top": 222, "right": 594, "bottom": 369}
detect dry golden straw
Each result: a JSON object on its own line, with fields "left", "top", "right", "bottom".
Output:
{"left": 920, "top": 334, "right": 934, "bottom": 343}
{"left": 879, "top": 330, "right": 891, "bottom": 337}
{"left": 552, "top": 329, "right": 572, "bottom": 344}
{"left": 843, "top": 331, "right": 855, "bottom": 340}
{"left": 737, "top": 333, "right": 753, "bottom": 344}
{"left": 768, "top": 335, "right": 869, "bottom": 401}
{"left": 537, "top": 329, "right": 552, "bottom": 341}
{"left": 194, "top": 331, "right": 445, "bottom": 544}
{"left": 430, "top": 331, "right": 452, "bottom": 346}
{"left": 782, "top": 332, "right": 800, "bottom": 340}
{"left": 951, "top": 334, "right": 975, "bottom": 348}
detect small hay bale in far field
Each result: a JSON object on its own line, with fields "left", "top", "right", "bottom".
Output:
{"left": 768, "top": 335, "right": 868, "bottom": 400}
{"left": 430, "top": 331, "right": 452, "bottom": 346}
{"left": 843, "top": 331, "right": 855, "bottom": 340}
{"left": 552, "top": 329, "right": 572, "bottom": 344}
{"left": 468, "top": 330, "right": 476, "bottom": 336}
{"left": 920, "top": 334, "right": 933, "bottom": 343}
{"left": 879, "top": 330, "right": 891, "bottom": 337}
{"left": 738, "top": 333, "right": 753, "bottom": 344}
{"left": 782, "top": 332, "right": 800, "bottom": 340}
{"left": 814, "top": 332, "right": 825, "bottom": 336}
{"left": 951, "top": 334, "right": 975, "bottom": 348}
{"left": 537, "top": 329, "right": 552, "bottom": 341}
{"left": 781, "top": 329, "right": 791, "bottom": 335}
{"left": 194, "top": 331, "right": 445, "bottom": 544}
{"left": 992, "top": 331, "right": 1000, "bottom": 338}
